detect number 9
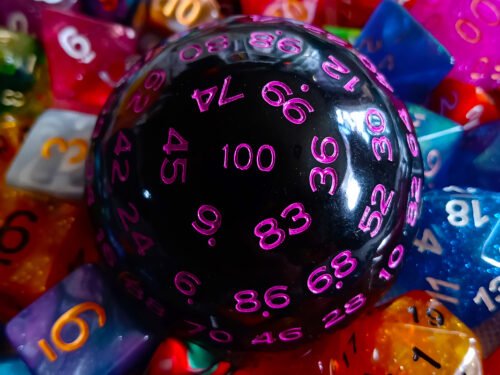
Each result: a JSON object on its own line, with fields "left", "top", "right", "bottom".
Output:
{"left": 51, "top": 302, "right": 106, "bottom": 352}
{"left": 58, "top": 26, "right": 96, "bottom": 64}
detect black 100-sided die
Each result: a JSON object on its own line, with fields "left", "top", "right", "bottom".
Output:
{"left": 86, "top": 15, "right": 423, "bottom": 350}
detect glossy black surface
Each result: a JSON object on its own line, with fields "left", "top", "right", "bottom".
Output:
{"left": 86, "top": 16, "right": 423, "bottom": 350}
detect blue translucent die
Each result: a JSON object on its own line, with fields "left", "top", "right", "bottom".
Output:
{"left": 385, "top": 187, "right": 500, "bottom": 355}
{"left": 447, "top": 121, "right": 500, "bottom": 192}
{"left": 354, "top": 0, "right": 453, "bottom": 103}
{"left": 407, "top": 103, "right": 463, "bottom": 189}
{"left": 6, "top": 265, "right": 154, "bottom": 375}
{"left": 0, "top": 357, "right": 30, "bottom": 375}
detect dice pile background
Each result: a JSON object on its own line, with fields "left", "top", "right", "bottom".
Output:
{"left": 0, "top": 0, "right": 498, "bottom": 374}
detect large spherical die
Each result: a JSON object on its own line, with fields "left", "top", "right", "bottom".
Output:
{"left": 86, "top": 16, "right": 423, "bottom": 350}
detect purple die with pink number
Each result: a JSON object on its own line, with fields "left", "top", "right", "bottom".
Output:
{"left": 409, "top": 0, "right": 500, "bottom": 90}
{"left": 0, "top": 0, "right": 80, "bottom": 39}
{"left": 5, "top": 264, "right": 154, "bottom": 375}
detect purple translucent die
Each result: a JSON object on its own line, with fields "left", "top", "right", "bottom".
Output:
{"left": 409, "top": 0, "right": 500, "bottom": 90}
{"left": 6, "top": 264, "right": 154, "bottom": 375}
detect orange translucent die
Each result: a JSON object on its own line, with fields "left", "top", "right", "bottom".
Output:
{"left": 0, "top": 187, "right": 99, "bottom": 321}
{"left": 146, "top": 0, "right": 221, "bottom": 34}
{"left": 0, "top": 114, "right": 30, "bottom": 178}
{"left": 230, "top": 292, "right": 483, "bottom": 374}
{"left": 343, "top": 291, "right": 484, "bottom": 374}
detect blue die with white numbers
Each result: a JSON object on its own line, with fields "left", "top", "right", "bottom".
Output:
{"left": 355, "top": 0, "right": 453, "bottom": 103}
{"left": 384, "top": 187, "right": 500, "bottom": 355}
{"left": 408, "top": 103, "right": 463, "bottom": 190}
{"left": 447, "top": 121, "right": 500, "bottom": 192}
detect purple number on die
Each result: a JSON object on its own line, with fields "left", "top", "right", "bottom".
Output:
{"left": 180, "top": 34, "right": 230, "bottom": 62}
{"left": 254, "top": 218, "right": 286, "bottom": 250}
{"left": 322, "top": 308, "right": 345, "bottom": 329}
{"left": 379, "top": 244, "right": 405, "bottom": 281}
{"left": 358, "top": 207, "right": 382, "bottom": 238}
{"left": 192, "top": 75, "right": 244, "bottom": 113}
{"left": 174, "top": 271, "right": 201, "bottom": 299}
{"left": 365, "top": 108, "right": 386, "bottom": 134}
{"left": 321, "top": 55, "right": 360, "bottom": 92}
{"left": 264, "top": 285, "right": 290, "bottom": 309}
{"left": 251, "top": 327, "right": 303, "bottom": 345}
{"left": 257, "top": 145, "right": 276, "bottom": 171}
{"left": 163, "top": 128, "right": 189, "bottom": 154}
{"left": 309, "top": 167, "right": 338, "bottom": 195}
{"left": 344, "top": 293, "right": 367, "bottom": 314}
{"left": 322, "top": 55, "right": 350, "bottom": 79}
{"left": 183, "top": 320, "right": 233, "bottom": 344}
{"left": 234, "top": 290, "right": 261, "bottom": 313}
{"left": 223, "top": 144, "right": 276, "bottom": 172}
{"left": 180, "top": 44, "right": 203, "bottom": 62}
{"left": 261, "top": 81, "right": 314, "bottom": 125}
{"left": 358, "top": 184, "right": 395, "bottom": 237}
{"left": 311, "top": 136, "right": 339, "bottom": 164}
{"left": 249, "top": 32, "right": 275, "bottom": 48}
{"left": 249, "top": 31, "right": 303, "bottom": 55}
{"left": 127, "top": 69, "right": 167, "bottom": 114}
{"left": 406, "top": 133, "right": 420, "bottom": 157}
{"left": 398, "top": 108, "right": 413, "bottom": 132}
{"left": 192, "top": 204, "right": 222, "bottom": 237}
{"left": 205, "top": 34, "right": 229, "bottom": 53}
{"left": 254, "top": 202, "right": 312, "bottom": 250}
{"left": 111, "top": 131, "right": 132, "bottom": 184}
{"left": 280, "top": 202, "right": 312, "bottom": 235}
{"left": 322, "top": 293, "right": 366, "bottom": 329}
{"left": 307, "top": 266, "right": 333, "bottom": 294}
{"left": 111, "top": 159, "right": 129, "bottom": 184}
{"left": 117, "top": 202, "right": 139, "bottom": 231}
{"left": 161, "top": 128, "right": 189, "bottom": 185}
{"left": 372, "top": 136, "right": 394, "bottom": 162}
{"left": 388, "top": 244, "right": 405, "bottom": 269}
{"left": 307, "top": 250, "right": 358, "bottom": 294}
{"left": 406, "top": 176, "right": 422, "bottom": 226}
{"left": 209, "top": 330, "right": 233, "bottom": 343}
{"left": 371, "top": 184, "right": 395, "bottom": 215}
{"left": 331, "top": 250, "right": 358, "bottom": 278}
{"left": 233, "top": 144, "right": 252, "bottom": 170}
{"left": 234, "top": 286, "right": 290, "bottom": 314}
{"left": 160, "top": 158, "right": 187, "bottom": 184}
{"left": 276, "top": 37, "right": 302, "bottom": 54}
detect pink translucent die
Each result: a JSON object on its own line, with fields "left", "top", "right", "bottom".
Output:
{"left": 0, "top": 0, "right": 79, "bottom": 38}
{"left": 409, "top": 0, "right": 500, "bottom": 90}
{"left": 41, "top": 8, "right": 138, "bottom": 114}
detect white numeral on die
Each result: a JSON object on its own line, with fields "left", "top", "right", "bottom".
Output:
{"left": 7, "top": 12, "right": 29, "bottom": 34}
{"left": 445, "top": 199, "right": 489, "bottom": 228}
{"left": 58, "top": 26, "right": 96, "bottom": 64}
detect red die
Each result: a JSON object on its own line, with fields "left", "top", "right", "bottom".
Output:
{"left": 240, "top": 0, "right": 326, "bottom": 26}
{"left": 41, "top": 9, "right": 138, "bottom": 114}
{"left": 324, "top": 0, "right": 382, "bottom": 28}
{"left": 429, "top": 78, "right": 500, "bottom": 130}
